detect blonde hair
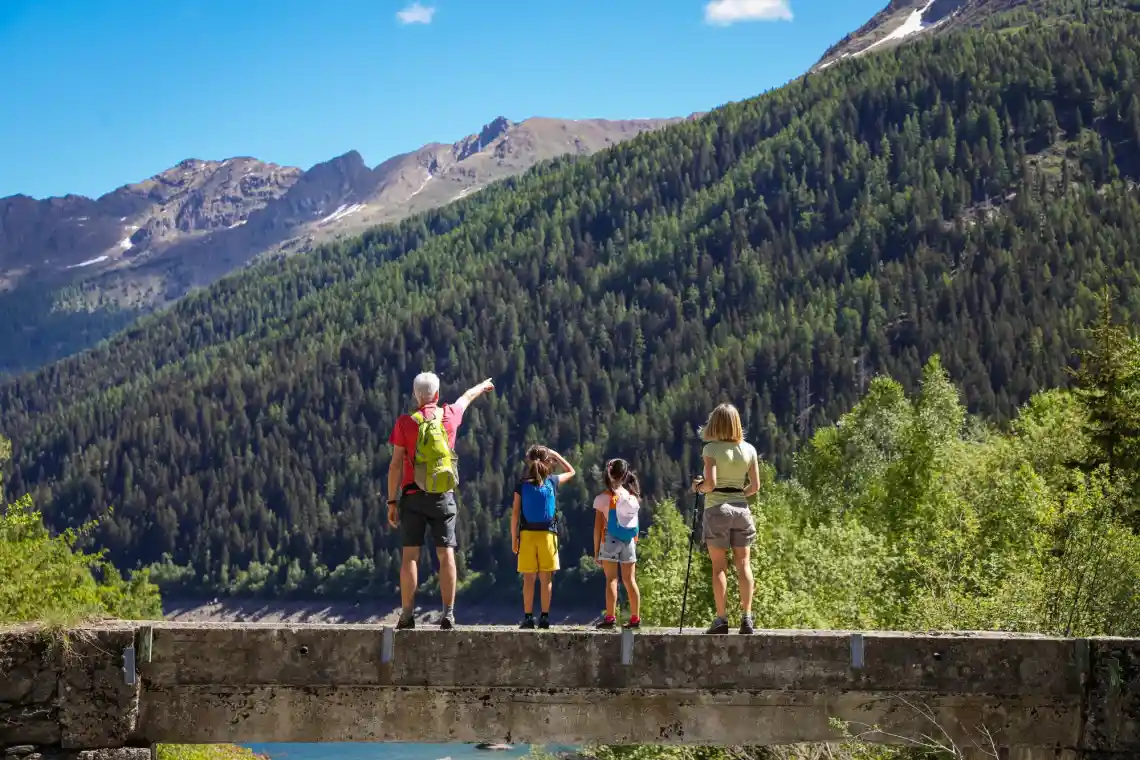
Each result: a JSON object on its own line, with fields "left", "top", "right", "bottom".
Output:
{"left": 700, "top": 403, "right": 744, "bottom": 443}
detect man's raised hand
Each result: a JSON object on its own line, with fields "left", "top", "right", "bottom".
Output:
{"left": 461, "top": 378, "right": 496, "bottom": 406}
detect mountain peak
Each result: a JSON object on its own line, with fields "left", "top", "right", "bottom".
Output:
{"left": 0, "top": 114, "right": 683, "bottom": 371}
{"left": 813, "top": 0, "right": 971, "bottom": 70}
{"left": 331, "top": 149, "right": 367, "bottom": 167}
{"left": 449, "top": 117, "right": 517, "bottom": 162}
{"left": 480, "top": 117, "right": 515, "bottom": 144}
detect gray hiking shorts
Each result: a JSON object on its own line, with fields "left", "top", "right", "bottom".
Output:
{"left": 399, "top": 489, "right": 458, "bottom": 548}
{"left": 598, "top": 535, "right": 637, "bottom": 564}
{"left": 703, "top": 502, "right": 756, "bottom": 549}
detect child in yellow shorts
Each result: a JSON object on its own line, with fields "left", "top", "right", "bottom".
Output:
{"left": 511, "top": 445, "right": 576, "bottom": 629}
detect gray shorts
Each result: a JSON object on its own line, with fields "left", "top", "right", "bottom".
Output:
{"left": 703, "top": 503, "right": 756, "bottom": 549}
{"left": 399, "top": 489, "right": 458, "bottom": 548}
{"left": 598, "top": 535, "right": 636, "bottom": 564}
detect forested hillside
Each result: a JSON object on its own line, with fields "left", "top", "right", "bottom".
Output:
{"left": 4, "top": 2, "right": 1140, "bottom": 600}
{"left": 0, "top": 437, "right": 268, "bottom": 760}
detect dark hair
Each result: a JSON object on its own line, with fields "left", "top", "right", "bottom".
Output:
{"left": 605, "top": 458, "right": 641, "bottom": 499}
{"left": 524, "top": 445, "right": 554, "bottom": 485}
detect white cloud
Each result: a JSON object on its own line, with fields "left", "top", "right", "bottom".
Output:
{"left": 396, "top": 2, "right": 436, "bottom": 24}
{"left": 704, "top": 0, "right": 793, "bottom": 25}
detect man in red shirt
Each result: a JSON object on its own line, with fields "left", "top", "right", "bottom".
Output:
{"left": 387, "top": 371, "right": 495, "bottom": 630}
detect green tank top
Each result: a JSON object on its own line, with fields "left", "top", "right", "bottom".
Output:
{"left": 702, "top": 440, "right": 758, "bottom": 509}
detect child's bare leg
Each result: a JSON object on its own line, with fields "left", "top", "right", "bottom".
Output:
{"left": 621, "top": 563, "right": 641, "bottom": 619}
{"left": 603, "top": 561, "right": 619, "bottom": 617}
{"left": 522, "top": 572, "right": 537, "bottom": 615}
{"left": 538, "top": 571, "right": 553, "bottom": 614}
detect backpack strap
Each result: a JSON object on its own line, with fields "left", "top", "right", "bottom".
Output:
{"left": 601, "top": 490, "right": 617, "bottom": 541}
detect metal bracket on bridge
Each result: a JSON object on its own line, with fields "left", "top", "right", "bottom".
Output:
{"left": 381, "top": 626, "right": 395, "bottom": 664}
{"left": 849, "top": 633, "right": 865, "bottom": 670}
{"left": 122, "top": 644, "right": 137, "bottom": 685}
{"left": 621, "top": 628, "right": 634, "bottom": 665}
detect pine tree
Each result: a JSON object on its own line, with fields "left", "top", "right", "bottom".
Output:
{"left": 1070, "top": 289, "right": 1140, "bottom": 490}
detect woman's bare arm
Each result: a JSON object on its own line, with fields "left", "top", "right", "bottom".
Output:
{"left": 744, "top": 455, "right": 762, "bottom": 498}
{"left": 695, "top": 455, "right": 717, "bottom": 493}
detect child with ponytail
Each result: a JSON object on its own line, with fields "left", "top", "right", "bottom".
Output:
{"left": 592, "top": 458, "right": 642, "bottom": 629}
{"left": 511, "top": 445, "right": 576, "bottom": 629}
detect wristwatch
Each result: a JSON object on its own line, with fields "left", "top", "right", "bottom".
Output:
{"left": 387, "top": 499, "right": 398, "bottom": 506}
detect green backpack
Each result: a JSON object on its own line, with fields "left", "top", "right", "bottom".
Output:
{"left": 411, "top": 409, "right": 459, "bottom": 493}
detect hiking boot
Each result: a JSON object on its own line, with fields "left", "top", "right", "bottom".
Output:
{"left": 396, "top": 614, "right": 415, "bottom": 630}
{"left": 623, "top": 617, "right": 641, "bottom": 630}
{"left": 595, "top": 616, "right": 617, "bottom": 630}
{"left": 520, "top": 615, "right": 536, "bottom": 630}
{"left": 538, "top": 613, "right": 550, "bottom": 629}
{"left": 705, "top": 617, "right": 729, "bottom": 635}
{"left": 739, "top": 614, "right": 755, "bottom": 635}
{"left": 439, "top": 609, "right": 455, "bottom": 630}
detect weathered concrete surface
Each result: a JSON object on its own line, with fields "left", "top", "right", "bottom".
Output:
{"left": 1, "top": 626, "right": 140, "bottom": 750}
{"left": 1, "top": 632, "right": 60, "bottom": 747}
{"left": 2, "top": 623, "right": 1138, "bottom": 756}
{"left": 3, "top": 748, "right": 150, "bottom": 760}
{"left": 146, "top": 685, "right": 1078, "bottom": 746}
{"left": 1083, "top": 638, "right": 1140, "bottom": 757}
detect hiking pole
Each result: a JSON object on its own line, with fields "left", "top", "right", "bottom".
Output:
{"left": 678, "top": 477, "right": 704, "bottom": 633}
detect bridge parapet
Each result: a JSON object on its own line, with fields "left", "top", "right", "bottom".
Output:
{"left": 1, "top": 623, "right": 1137, "bottom": 758}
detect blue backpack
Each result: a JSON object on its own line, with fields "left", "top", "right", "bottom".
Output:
{"left": 519, "top": 476, "right": 558, "bottom": 532}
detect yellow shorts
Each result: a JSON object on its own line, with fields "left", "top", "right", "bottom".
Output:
{"left": 517, "top": 531, "right": 560, "bottom": 574}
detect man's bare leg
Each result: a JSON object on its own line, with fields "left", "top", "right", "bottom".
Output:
{"left": 437, "top": 546, "right": 458, "bottom": 627}
{"left": 400, "top": 546, "right": 419, "bottom": 624}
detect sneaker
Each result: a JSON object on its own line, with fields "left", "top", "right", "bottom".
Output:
{"left": 705, "top": 617, "right": 729, "bottom": 635}
{"left": 739, "top": 614, "right": 755, "bottom": 635}
{"left": 439, "top": 611, "right": 455, "bottom": 630}
{"left": 595, "top": 616, "right": 617, "bottom": 630}
{"left": 624, "top": 617, "right": 641, "bottom": 630}
{"left": 396, "top": 614, "right": 415, "bottom": 630}
{"left": 520, "top": 615, "right": 536, "bottom": 630}
{"left": 538, "top": 613, "right": 550, "bottom": 630}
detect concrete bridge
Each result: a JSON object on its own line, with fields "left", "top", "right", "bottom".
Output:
{"left": 1, "top": 623, "right": 1137, "bottom": 759}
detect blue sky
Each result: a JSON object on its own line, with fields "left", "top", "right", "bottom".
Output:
{"left": 0, "top": 0, "right": 885, "bottom": 199}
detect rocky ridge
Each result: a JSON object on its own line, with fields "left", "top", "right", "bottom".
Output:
{"left": 811, "top": 0, "right": 1057, "bottom": 71}
{"left": 0, "top": 115, "right": 684, "bottom": 312}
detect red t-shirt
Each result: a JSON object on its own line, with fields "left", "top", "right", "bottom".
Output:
{"left": 388, "top": 399, "right": 468, "bottom": 490}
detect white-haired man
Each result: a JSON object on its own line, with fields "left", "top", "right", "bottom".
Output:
{"left": 387, "top": 371, "right": 495, "bottom": 629}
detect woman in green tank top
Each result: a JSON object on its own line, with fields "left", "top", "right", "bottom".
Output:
{"left": 692, "top": 403, "right": 760, "bottom": 635}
